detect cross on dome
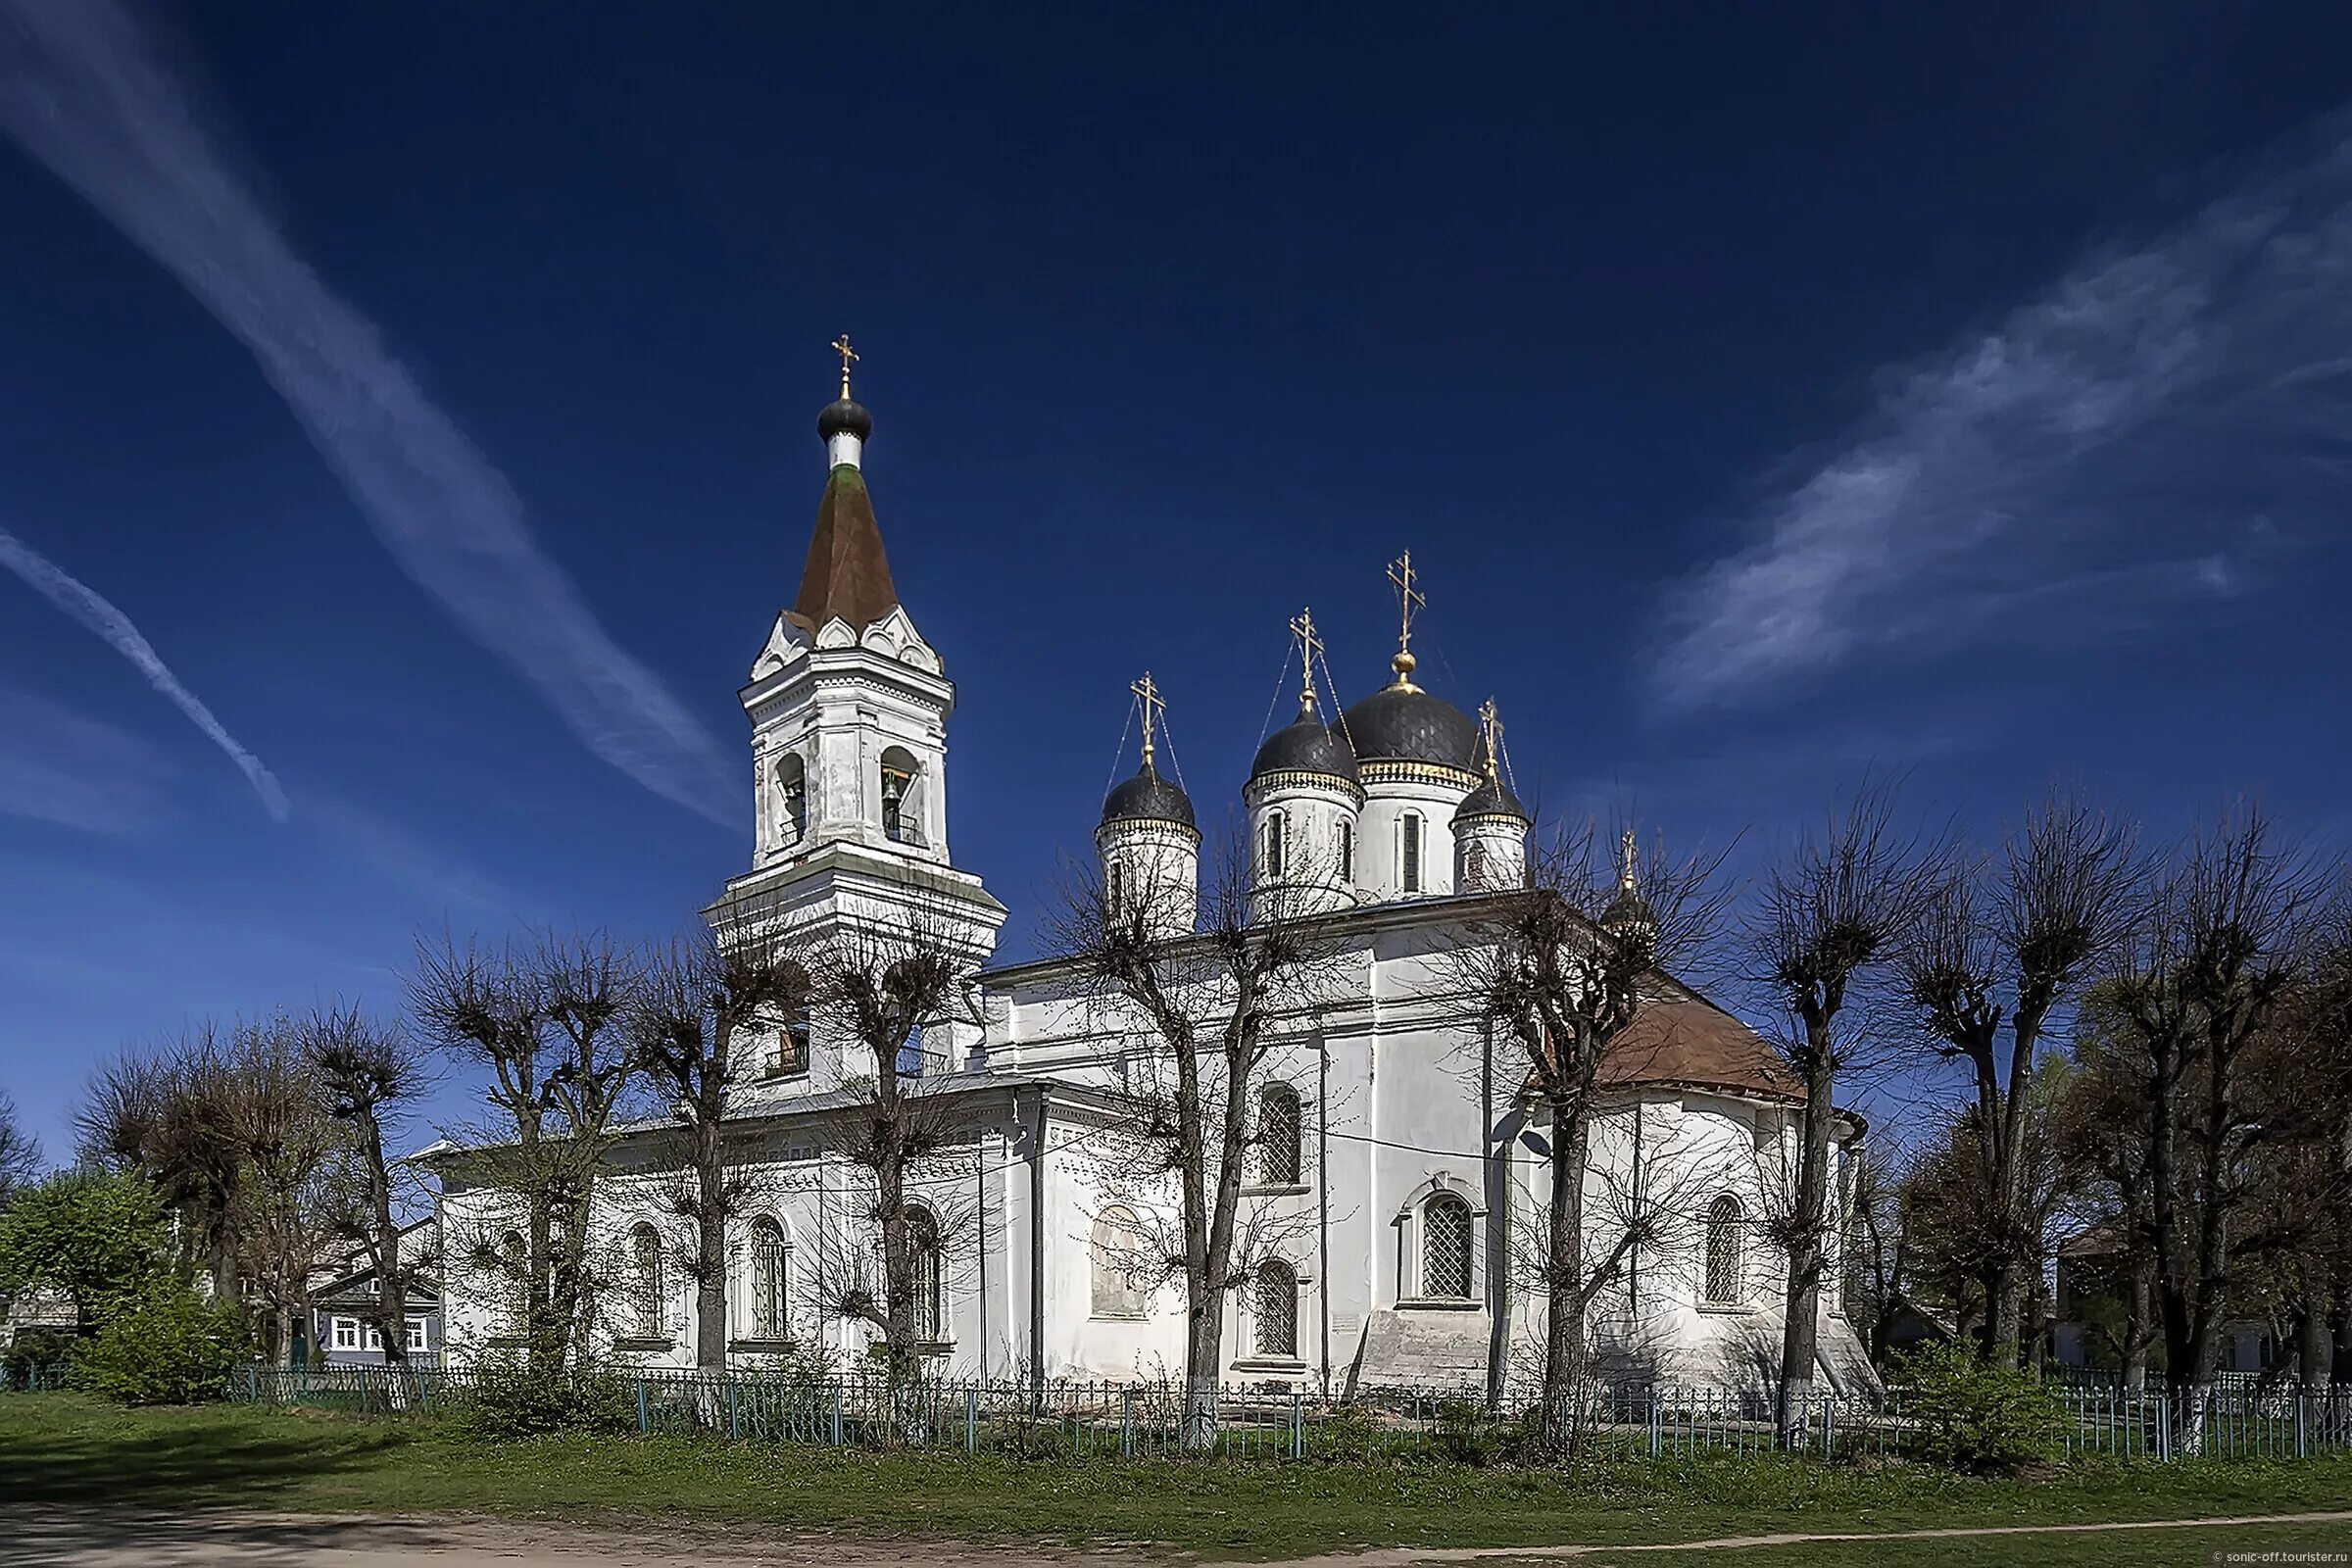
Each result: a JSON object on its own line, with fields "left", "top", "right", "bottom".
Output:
{"left": 831, "top": 333, "right": 859, "bottom": 399}
{"left": 1131, "top": 670, "right": 1166, "bottom": 766}
{"left": 1288, "top": 607, "right": 1324, "bottom": 716}
{"left": 1387, "top": 550, "right": 1426, "bottom": 688}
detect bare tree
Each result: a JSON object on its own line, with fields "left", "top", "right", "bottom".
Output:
{"left": 1898, "top": 795, "right": 2136, "bottom": 1368}
{"left": 1043, "top": 828, "right": 1345, "bottom": 1447}
{"left": 220, "top": 1017, "right": 360, "bottom": 1366}
{"left": 0, "top": 1090, "right": 39, "bottom": 1207}
{"left": 1454, "top": 815, "right": 1728, "bottom": 1445}
{"left": 794, "top": 903, "right": 981, "bottom": 1390}
{"left": 78, "top": 1032, "right": 246, "bottom": 1302}
{"left": 1840, "top": 1137, "right": 1915, "bottom": 1368}
{"left": 412, "top": 931, "right": 644, "bottom": 1371}
{"left": 1743, "top": 781, "right": 1942, "bottom": 1443}
{"left": 2101, "top": 806, "right": 2335, "bottom": 1444}
{"left": 304, "top": 1004, "right": 435, "bottom": 1378}
{"left": 630, "top": 912, "right": 809, "bottom": 1371}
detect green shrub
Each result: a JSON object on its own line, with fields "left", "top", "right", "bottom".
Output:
{"left": 1894, "top": 1342, "right": 2065, "bottom": 1474}
{"left": 71, "top": 1284, "right": 249, "bottom": 1405}
{"left": 4, "top": 1325, "right": 80, "bottom": 1388}
{"left": 448, "top": 1352, "right": 634, "bottom": 1438}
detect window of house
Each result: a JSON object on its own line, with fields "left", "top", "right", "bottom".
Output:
{"left": 1091, "top": 1205, "right": 1150, "bottom": 1319}
{"left": 331, "top": 1316, "right": 360, "bottom": 1350}
{"left": 1107, "top": 861, "right": 1124, "bottom": 921}
{"left": 629, "top": 1223, "right": 665, "bottom": 1340}
{"left": 497, "top": 1230, "right": 528, "bottom": 1334}
{"left": 1337, "top": 820, "right": 1354, "bottom": 884}
{"left": 1703, "top": 1196, "right": 1744, "bottom": 1306}
{"left": 776, "top": 754, "right": 808, "bottom": 845}
{"left": 1254, "top": 1261, "right": 1298, "bottom": 1358}
{"left": 1464, "top": 841, "right": 1489, "bottom": 889}
{"left": 749, "top": 1218, "right": 788, "bottom": 1340}
{"left": 1258, "top": 1084, "right": 1302, "bottom": 1187}
{"left": 907, "top": 1205, "right": 945, "bottom": 1341}
{"left": 1401, "top": 812, "right": 1423, "bottom": 894}
{"left": 765, "top": 962, "right": 812, "bottom": 1078}
{"left": 1263, "top": 811, "right": 1286, "bottom": 878}
{"left": 1422, "top": 1193, "right": 1474, "bottom": 1299}
{"left": 405, "top": 1317, "right": 429, "bottom": 1352}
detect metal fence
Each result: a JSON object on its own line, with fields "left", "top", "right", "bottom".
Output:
{"left": 200, "top": 1364, "right": 2352, "bottom": 1464}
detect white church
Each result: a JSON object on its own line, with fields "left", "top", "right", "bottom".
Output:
{"left": 438, "top": 361, "right": 1875, "bottom": 1397}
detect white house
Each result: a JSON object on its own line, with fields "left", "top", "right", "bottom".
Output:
{"left": 436, "top": 369, "right": 1875, "bottom": 1398}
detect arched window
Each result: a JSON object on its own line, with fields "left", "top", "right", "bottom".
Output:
{"left": 628, "top": 1223, "right": 664, "bottom": 1340}
{"left": 1263, "top": 811, "right": 1287, "bottom": 878}
{"left": 1464, "top": 841, "right": 1489, "bottom": 890}
{"left": 1422, "top": 1193, "right": 1474, "bottom": 1299}
{"left": 765, "top": 961, "right": 812, "bottom": 1078}
{"left": 496, "top": 1229, "right": 527, "bottom": 1333}
{"left": 879, "top": 746, "right": 922, "bottom": 844}
{"left": 1401, "top": 812, "right": 1423, "bottom": 894}
{"left": 1336, "top": 820, "right": 1354, "bottom": 884}
{"left": 1703, "top": 1196, "right": 1744, "bottom": 1306}
{"left": 906, "top": 1205, "right": 945, "bottom": 1340}
{"left": 1254, "top": 1260, "right": 1298, "bottom": 1358}
{"left": 1091, "top": 1205, "right": 1150, "bottom": 1319}
{"left": 1258, "top": 1084, "right": 1302, "bottom": 1187}
{"left": 774, "top": 753, "right": 808, "bottom": 846}
{"left": 748, "top": 1218, "right": 788, "bottom": 1340}
{"left": 1107, "top": 861, "right": 1125, "bottom": 921}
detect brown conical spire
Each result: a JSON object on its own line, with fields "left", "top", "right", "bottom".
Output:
{"left": 791, "top": 464, "right": 900, "bottom": 632}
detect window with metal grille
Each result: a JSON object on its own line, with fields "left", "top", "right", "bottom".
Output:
{"left": 1464, "top": 841, "right": 1489, "bottom": 889}
{"left": 1259, "top": 1084, "right": 1301, "bottom": 1186}
{"left": 1264, "top": 811, "right": 1286, "bottom": 878}
{"left": 1337, "top": 820, "right": 1354, "bottom": 883}
{"left": 629, "top": 1223, "right": 664, "bottom": 1339}
{"left": 1704, "top": 1196, "right": 1744, "bottom": 1305}
{"left": 908, "top": 1205, "right": 945, "bottom": 1339}
{"left": 749, "top": 1218, "right": 788, "bottom": 1339}
{"left": 1401, "top": 812, "right": 1423, "bottom": 893}
{"left": 1422, "top": 1193, "right": 1474, "bottom": 1298}
{"left": 1254, "top": 1261, "right": 1298, "bottom": 1357}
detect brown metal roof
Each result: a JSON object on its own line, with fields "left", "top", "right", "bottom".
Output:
{"left": 791, "top": 465, "right": 899, "bottom": 633}
{"left": 1596, "top": 992, "right": 1806, "bottom": 1103}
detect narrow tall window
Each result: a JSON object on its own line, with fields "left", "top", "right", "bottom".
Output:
{"left": 1259, "top": 1084, "right": 1302, "bottom": 1186}
{"left": 880, "top": 747, "right": 921, "bottom": 844}
{"left": 749, "top": 1218, "right": 788, "bottom": 1340}
{"left": 1464, "top": 841, "right": 1489, "bottom": 890}
{"left": 497, "top": 1229, "right": 527, "bottom": 1334}
{"left": 1254, "top": 1261, "right": 1298, "bottom": 1358}
{"left": 766, "top": 962, "right": 812, "bottom": 1078}
{"left": 1107, "top": 862, "right": 1125, "bottom": 921}
{"left": 1401, "top": 812, "right": 1423, "bottom": 894}
{"left": 629, "top": 1223, "right": 665, "bottom": 1340}
{"left": 1264, "top": 811, "right": 1286, "bottom": 878}
{"left": 1704, "top": 1196, "right": 1744, "bottom": 1306}
{"left": 775, "top": 754, "right": 808, "bottom": 845}
{"left": 1337, "top": 820, "right": 1354, "bottom": 884}
{"left": 907, "top": 1206, "right": 945, "bottom": 1340}
{"left": 1422, "top": 1194, "right": 1474, "bottom": 1298}
{"left": 1091, "top": 1205, "right": 1149, "bottom": 1319}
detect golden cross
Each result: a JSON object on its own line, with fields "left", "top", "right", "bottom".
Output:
{"left": 1478, "top": 698, "right": 1502, "bottom": 783}
{"left": 831, "top": 333, "right": 859, "bottom": 399}
{"left": 1131, "top": 671, "right": 1166, "bottom": 766}
{"left": 1619, "top": 827, "right": 1640, "bottom": 890}
{"left": 1288, "top": 608, "right": 1323, "bottom": 713}
{"left": 1388, "top": 550, "right": 1425, "bottom": 657}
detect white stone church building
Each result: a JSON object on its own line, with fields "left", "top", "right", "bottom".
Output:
{"left": 438, "top": 373, "right": 1874, "bottom": 1397}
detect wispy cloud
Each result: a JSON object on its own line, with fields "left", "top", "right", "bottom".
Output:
{"left": 0, "top": 531, "right": 288, "bottom": 819}
{"left": 0, "top": 685, "right": 169, "bottom": 832}
{"left": 0, "top": 0, "right": 739, "bottom": 829}
{"left": 1652, "top": 116, "right": 2352, "bottom": 710}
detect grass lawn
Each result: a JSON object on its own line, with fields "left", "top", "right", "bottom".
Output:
{"left": 3, "top": 1393, "right": 2349, "bottom": 1561}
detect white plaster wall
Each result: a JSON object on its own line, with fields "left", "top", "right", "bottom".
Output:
{"left": 1245, "top": 777, "right": 1360, "bottom": 917}
{"left": 1354, "top": 775, "right": 1471, "bottom": 902}
{"left": 1096, "top": 819, "right": 1200, "bottom": 940}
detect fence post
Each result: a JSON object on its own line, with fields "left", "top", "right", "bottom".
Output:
{"left": 635, "top": 1379, "right": 649, "bottom": 1434}
{"left": 1123, "top": 1386, "right": 1135, "bottom": 1459}
{"left": 729, "top": 1378, "right": 741, "bottom": 1441}
{"left": 1822, "top": 1394, "right": 1835, "bottom": 1459}
{"left": 1648, "top": 1390, "right": 1660, "bottom": 1459}
{"left": 830, "top": 1385, "right": 843, "bottom": 1447}
{"left": 2157, "top": 1393, "right": 2171, "bottom": 1463}
{"left": 2297, "top": 1393, "right": 2308, "bottom": 1459}
{"left": 1292, "top": 1391, "right": 1303, "bottom": 1460}
{"left": 966, "top": 1387, "right": 978, "bottom": 1455}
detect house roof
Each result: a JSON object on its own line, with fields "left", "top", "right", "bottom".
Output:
{"left": 1596, "top": 991, "right": 1808, "bottom": 1104}
{"left": 788, "top": 464, "right": 898, "bottom": 634}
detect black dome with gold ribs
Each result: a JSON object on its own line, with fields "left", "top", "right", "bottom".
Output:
{"left": 1249, "top": 710, "right": 1359, "bottom": 786}
{"left": 1102, "top": 760, "right": 1197, "bottom": 830}
{"left": 817, "top": 397, "right": 873, "bottom": 443}
{"left": 1340, "top": 680, "right": 1480, "bottom": 773}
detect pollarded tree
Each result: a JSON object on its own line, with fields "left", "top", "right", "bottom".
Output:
{"left": 1899, "top": 795, "right": 2137, "bottom": 1368}
{"left": 1457, "top": 816, "right": 1728, "bottom": 1444}
{"left": 629, "top": 909, "right": 809, "bottom": 1372}
{"left": 1741, "top": 781, "right": 1944, "bottom": 1444}
{"left": 412, "top": 931, "right": 644, "bottom": 1371}
{"left": 303, "top": 1004, "right": 435, "bottom": 1378}
{"left": 1045, "top": 827, "right": 1347, "bottom": 1448}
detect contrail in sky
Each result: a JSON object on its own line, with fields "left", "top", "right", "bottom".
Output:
{"left": 0, "top": 0, "right": 740, "bottom": 829}
{"left": 0, "top": 526, "right": 290, "bottom": 820}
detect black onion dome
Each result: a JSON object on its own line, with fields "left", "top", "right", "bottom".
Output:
{"left": 1101, "top": 760, "right": 1197, "bottom": 830}
{"left": 1452, "top": 774, "right": 1528, "bottom": 824}
{"left": 1340, "top": 684, "right": 1480, "bottom": 771}
{"left": 1248, "top": 710, "right": 1359, "bottom": 785}
{"left": 816, "top": 398, "right": 874, "bottom": 443}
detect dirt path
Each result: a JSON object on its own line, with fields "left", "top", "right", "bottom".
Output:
{"left": 16, "top": 1507, "right": 2352, "bottom": 1567}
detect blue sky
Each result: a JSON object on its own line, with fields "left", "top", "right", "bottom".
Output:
{"left": 4, "top": 3, "right": 2351, "bottom": 1158}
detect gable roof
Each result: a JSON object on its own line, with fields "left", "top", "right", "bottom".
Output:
{"left": 789, "top": 465, "right": 899, "bottom": 634}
